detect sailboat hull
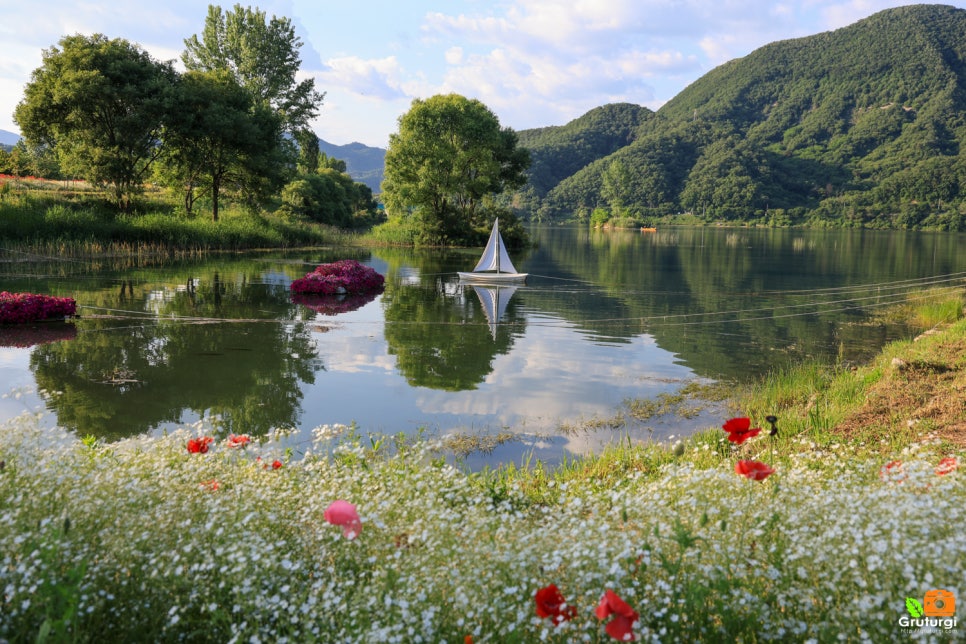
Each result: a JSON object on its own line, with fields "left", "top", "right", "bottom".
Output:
{"left": 457, "top": 271, "right": 528, "bottom": 284}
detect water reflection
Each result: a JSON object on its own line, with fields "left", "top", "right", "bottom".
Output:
{"left": 468, "top": 284, "right": 521, "bottom": 339}
{"left": 1, "top": 226, "right": 964, "bottom": 466}
{"left": 382, "top": 272, "right": 524, "bottom": 391}
{"left": 29, "top": 270, "right": 322, "bottom": 440}
{"left": 0, "top": 322, "right": 77, "bottom": 348}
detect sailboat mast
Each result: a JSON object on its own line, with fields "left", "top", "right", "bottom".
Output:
{"left": 494, "top": 218, "right": 500, "bottom": 274}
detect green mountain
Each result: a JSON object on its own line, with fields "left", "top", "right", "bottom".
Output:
{"left": 523, "top": 4, "right": 966, "bottom": 229}
{"left": 513, "top": 103, "right": 653, "bottom": 208}
{"left": 317, "top": 139, "right": 385, "bottom": 192}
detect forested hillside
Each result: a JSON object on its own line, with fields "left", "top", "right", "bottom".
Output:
{"left": 511, "top": 103, "right": 652, "bottom": 212}
{"left": 317, "top": 139, "right": 385, "bottom": 192}
{"left": 520, "top": 4, "right": 966, "bottom": 229}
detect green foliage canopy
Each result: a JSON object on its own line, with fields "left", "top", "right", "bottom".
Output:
{"left": 520, "top": 5, "right": 966, "bottom": 229}
{"left": 382, "top": 94, "right": 530, "bottom": 245}
{"left": 14, "top": 34, "right": 176, "bottom": 208}
{"left": 182, "top": 4, "right": 324, "bottom": 136}
{"left": 157, "top": 70, "right": 284, "bottom": 221}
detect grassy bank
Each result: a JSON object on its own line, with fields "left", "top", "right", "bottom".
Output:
{"left": 0, "top": 185, "right": 355, "bottom": 258}
{"left": 1, "top": 305, "right": 964, "bottom": 642}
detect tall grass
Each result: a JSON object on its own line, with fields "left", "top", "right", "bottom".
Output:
{"left": 0, "top": 191, "right": 340, "bottom": 256}
{"left": 366, "top": 219, "right": 420, "bottom": 245}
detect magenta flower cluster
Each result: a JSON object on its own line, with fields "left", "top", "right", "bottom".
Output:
{"left": 289, "top": 260, "right": 385, "bottom": 296}
{"left": 0, "top": 292, "right": 77, "bottom": 325}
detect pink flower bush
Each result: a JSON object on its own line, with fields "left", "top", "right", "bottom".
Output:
{"left": 0, "top": 292, "right": 76, "bottom": 325}
{"left": 290, "top": 260, "right": 385, "bottom": 296}
{"left": 324, "top": 500, "right": 362, "bottom": 539}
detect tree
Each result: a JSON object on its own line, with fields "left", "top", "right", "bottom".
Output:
{"left": 14, "top": 34, "right": 175, "bottom": 208}
{"left": 182, "top": 4, "right": 324, "bottom": 136}
{"left": 382, "top": 94, "right": 530, "bottom": 245}
{"left": 601, "top": 159, "right": 632, "bottom": 217}
{"left": 158, "top": 70, "right": 283, "bottom": 220}
{"left": 318, "top": 152, "right": 347, "bottom": 173}
{"left": 280, "top": 167, "right": 375, "bottom": 226}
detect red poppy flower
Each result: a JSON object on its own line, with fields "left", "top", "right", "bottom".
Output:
{"left": 936, "top": 456, "right": 959, "bottom": 476}
{"left": 200, "top": 479, "right": 219, "bottom": 491}
{"left": 187, "top": 437, "right": 214, "bottom": 453}
{"left": 734, "top": 460, "right": 775, "bottom": 481}
{"left": 879, "top": 460, "right": 905, "bottom": 482}
{"left": 722, "top": 417, "right": 761, "bottom": 444}
{"left": 227, "top": 434, "right": 251, "bottom": 448}
{"left": 595, "top": 589, "right": 639, "bottom": 641}
{"left": 272, "top": 459, "right": 283, "bottom": 470}
{"left": 535, "top": 584, "right": 577, "bottom": 625}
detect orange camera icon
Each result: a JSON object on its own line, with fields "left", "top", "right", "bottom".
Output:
{"left": 924, "top": 589, "right": 956, "bottom": 617}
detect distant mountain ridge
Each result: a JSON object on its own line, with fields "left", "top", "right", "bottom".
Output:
{"left": 520, "top": 4, "right": 966, "bottom": 228}
{"left": 317, "top": 139, "right": 385, "bottom": 192}
{"left": 0, "top": 129, "right": 20, "bottom": 147}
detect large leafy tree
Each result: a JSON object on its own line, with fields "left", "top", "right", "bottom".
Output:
{"left": 382, "top": 93, "right": 530, "bottom": 245}
{"left": 182, "top": 4, "right": 324, "bottom": 137}
{"left": 14, "top": 34, "right": 175, "bottom": 208}
{"left": 158, "top": 70, "right": 283, "bottom": 221}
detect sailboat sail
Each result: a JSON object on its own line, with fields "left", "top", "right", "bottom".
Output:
{"left": 472, "top": 218, "right": 518, "bottom": 274}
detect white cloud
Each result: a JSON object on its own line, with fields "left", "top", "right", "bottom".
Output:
{"left": 2, "top": 1, "right": 963, "bottom": 144}
{"left": 317, "top": 55, "right": 409, "bottom": 100}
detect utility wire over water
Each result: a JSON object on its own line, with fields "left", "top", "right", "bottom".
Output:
{"left": 67, "top": 271, "right": 966, "bottom": 333}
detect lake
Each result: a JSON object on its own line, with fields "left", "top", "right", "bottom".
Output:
{"left": 2, "top": 225, "right": 964, "bottom": 468}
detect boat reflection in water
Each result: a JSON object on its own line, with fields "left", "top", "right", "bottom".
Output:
{"left": 466, "top": 283, "right": 520, "bottom": 340}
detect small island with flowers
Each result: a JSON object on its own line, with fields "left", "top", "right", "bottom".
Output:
{"left": 290, "top": 259, "right": 385, "bottom": 316}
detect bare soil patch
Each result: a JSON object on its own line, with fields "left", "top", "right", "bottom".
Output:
{"left": 834, "top": 328, "right": 966, "bottom": 446}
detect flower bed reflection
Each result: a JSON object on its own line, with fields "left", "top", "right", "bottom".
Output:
{"left": 292, "top": 291, "right": 380, "bottom": 316}
{"left": 0, "top": 322, "right": 77, "bottom": 348}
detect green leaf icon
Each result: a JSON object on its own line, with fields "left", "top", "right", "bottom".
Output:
{"left": 906, "top": 597, "right": 924, "bottom": 618}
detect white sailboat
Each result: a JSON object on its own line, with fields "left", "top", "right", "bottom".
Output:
{"left": 458, "top": 218, "right": 528, "bottom": 283}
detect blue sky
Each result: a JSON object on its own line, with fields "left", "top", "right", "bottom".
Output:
{"left": 1, "top": 1, "right": 961, "bottom": 148}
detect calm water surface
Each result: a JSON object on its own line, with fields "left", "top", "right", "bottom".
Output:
{"left": 2, "top": 226, "right": 964, "bottom": 467}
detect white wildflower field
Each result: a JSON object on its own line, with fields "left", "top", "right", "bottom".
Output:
{"left": 0, "top": 412, "right": 963, "bottom": 643}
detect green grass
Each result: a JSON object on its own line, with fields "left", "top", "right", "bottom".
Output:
{"left": 0, "top": 188, "right": 351, "bottom": 256}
